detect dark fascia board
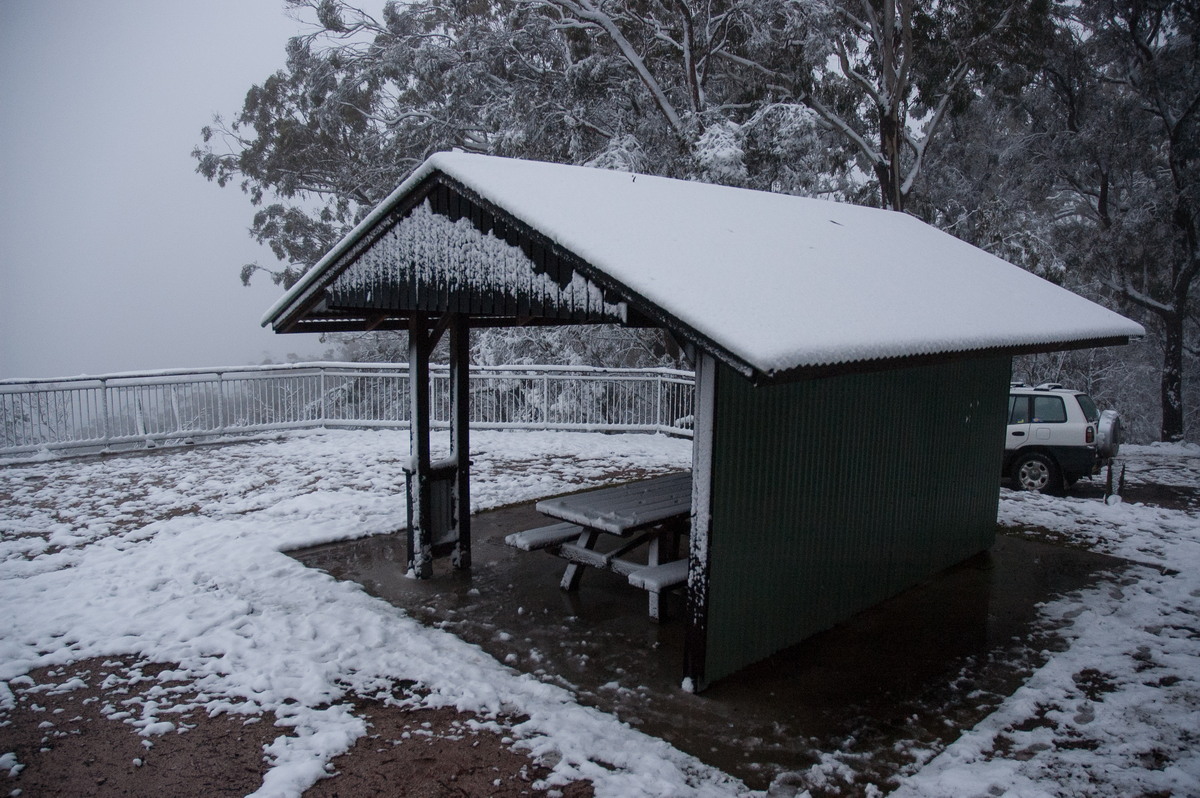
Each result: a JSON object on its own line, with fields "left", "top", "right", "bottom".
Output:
{"left": 279, "top": 315, "right": 635, "bottom": 334}
{"left": 753, "top": 334, "right": 1136, "bottom": 386}
{"left": 269, "top": 170, "right": 1136, "bottom": 386}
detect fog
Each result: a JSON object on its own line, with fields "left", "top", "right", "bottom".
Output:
{"left": 0, "top": 1, "right": 327, "bottom": 379}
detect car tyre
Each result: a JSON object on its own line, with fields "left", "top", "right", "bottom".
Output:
{"left": 1012, "top": 453, "right": 1062, "bottom": 494}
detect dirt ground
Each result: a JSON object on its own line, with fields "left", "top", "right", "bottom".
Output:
{"left": 0, "top": 657, "right": 592, "bottom": 798}
{"left": 5, "top": 442, "right": 1195, "bottom": 797}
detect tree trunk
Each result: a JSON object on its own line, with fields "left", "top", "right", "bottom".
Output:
{"left": 878, "top": 114, "right": 904, "bottom": 212}
{"left": 1160, "top": 311, "right": 1185, "bottom": 442}
{"left": 875, "top": 0, "right": 907, "bottom": 213}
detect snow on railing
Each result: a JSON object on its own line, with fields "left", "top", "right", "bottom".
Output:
{"left": 0, "top": 362, "right": 695, "bottom": 459}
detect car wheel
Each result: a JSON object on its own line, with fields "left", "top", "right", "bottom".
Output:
{"left": 1012, "top": 453, "right": 1062, "bottom": 494}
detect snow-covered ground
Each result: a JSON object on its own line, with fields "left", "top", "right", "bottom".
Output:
{"left": 2, "top": 432, "right": 1198, "bottom": 797}
{"left": 892, "top": 443, "right": 1200, "bottom": 798}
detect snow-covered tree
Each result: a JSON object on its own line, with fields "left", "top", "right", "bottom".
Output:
{"left": 1020, "top": 0, "right": 1198, "bottom": 441}
{"left": 197, "top": 0, "right": 1193, "bottom": 431}
{"left": 914, "top": 0, "right": 1198, "bottom": 441}
{"left": 195, "top": 0, "right": 599, "bottom": 286}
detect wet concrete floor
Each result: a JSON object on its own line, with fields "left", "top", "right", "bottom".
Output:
{"left": 291, "top": 501, "right": 1130, "bottom": 791}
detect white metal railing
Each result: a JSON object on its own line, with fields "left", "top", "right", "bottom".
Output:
{"left": 0, "top": 362, "right": 695, "bottom": 459}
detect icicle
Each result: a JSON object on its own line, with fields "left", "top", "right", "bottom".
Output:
{"left": 328, "top": 201, "right": 623, "bottom": 318}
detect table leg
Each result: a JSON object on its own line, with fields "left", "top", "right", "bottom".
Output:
{"left": 646, "top": 524, "right": 684, "bottom": 622}
{"left": 560, "top": 528, "right": 599, "bottom": 591}
{"left": 647, "top": 531, "right": 662, "bottom": 619}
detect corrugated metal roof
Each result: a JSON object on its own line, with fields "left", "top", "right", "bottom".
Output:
{"left": 264, "top": 152, "right": 1143, "bottom": 382}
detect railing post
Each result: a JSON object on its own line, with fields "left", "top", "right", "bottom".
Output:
{"left": 320, "top": 367, "right": 328, "bottom": 425}
{"left": 656, "top": 372, "right": 663, "bottom": 430}
{"left": 100, "top": 379, "right": 110, "bottom": 450}
{"left": 135, "top": 396, "right": 149, "bottom": 447}
{"left": 216, "top": 373, "right": 225, "bottom": 432}
{"left": 170, "top": 385, "right": 183, "bottom": 436}
{"left": 542, "top": 373, "right": 550, "bottom": 424}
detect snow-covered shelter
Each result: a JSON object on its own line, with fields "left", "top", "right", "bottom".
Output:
{"left": 263, "top": 152, "right": 1143, "bottom": 689}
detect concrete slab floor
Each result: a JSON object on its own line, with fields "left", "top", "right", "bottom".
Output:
{"left": 290, "top": 502, "right": 1131, "bottom": 792}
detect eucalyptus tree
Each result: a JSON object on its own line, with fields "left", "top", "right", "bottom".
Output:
{"left": 530, "top": 0, "right": 1055, "bottom": 210}
{"left": 196, "top": 0, "right": 1071, "bottom": 371}
{"left": 1022, "top": 0, "right": 1198, "bottom": 441}
{"left": 915, "top": 0, "right": 1198, "bottom": 441}
{"left": 195, "top": 0, "right": 597, "bottom": 287}
{"left": 196, "top": 0, "right": 1051, "bottom": 288}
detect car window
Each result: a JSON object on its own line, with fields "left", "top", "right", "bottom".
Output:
{"left": 1009, "top": 396, "right": 1030, "bottom": 424}
{"left": 1076, "top": 394, "right": 1100, "bottom": 423}
{"left": 1032, "top": 396, "right": 1067, "bottom": 423}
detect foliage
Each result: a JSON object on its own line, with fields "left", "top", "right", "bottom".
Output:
{"left": 1062, "top": 0, "right": 1199, "bottom": 442}
{"left": 914, "top": 0, "right": 1198, "bottom": 440}
{"left": 195, "top": 0, "right": 1197, "bottom": 440}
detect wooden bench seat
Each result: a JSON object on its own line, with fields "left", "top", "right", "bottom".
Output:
{"left": 628, "top": 558, "right": 688, "bottom": 621}
{"left": 628, "top": 559, "right": 689, "bottom": 592}
{"left": 504, "top": 522, "right": 584, "bottom": 552}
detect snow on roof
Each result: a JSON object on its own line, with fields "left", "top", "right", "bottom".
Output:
{"left": 266, "top": 152, "right": 1144, "bottom": 376}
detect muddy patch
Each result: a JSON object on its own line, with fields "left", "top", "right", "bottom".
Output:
{"left": 0, "top": 657, "right": 280, "bottom": 797}
{"left": 0, "top": 657, "right": 591, "bottom": 798}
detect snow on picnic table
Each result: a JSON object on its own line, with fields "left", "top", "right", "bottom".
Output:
{"left": 2, "top": 432, "right": 1199, "bottom": 797}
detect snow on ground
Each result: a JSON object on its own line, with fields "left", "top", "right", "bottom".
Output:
{"left": 2, "top": 429, "right": 749, "bottom": 798}
{"left": 891, "top": 443, "right": 1200, "bottom": 798}
{"left": 3, "top": 433, "right": 1199, "bottom": 797}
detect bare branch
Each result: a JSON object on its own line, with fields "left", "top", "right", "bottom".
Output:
{"left": 802, "top": 92, "right": 885, "bottom": 167}
{"left": 900, "top": 62, "right": 969, "bottom": 197}
{"left": 524, "top": 0, "right": 686, "bottom": 133}
{"left": 1101, "top": 275, "right": 1174, "bottom": 316}
{"left": 834, "top": 40, "right": 884, "bottom": 107}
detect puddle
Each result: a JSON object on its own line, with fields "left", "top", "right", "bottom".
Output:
{"left": 291, "top": 503, "right": 1129, "bottom": 792}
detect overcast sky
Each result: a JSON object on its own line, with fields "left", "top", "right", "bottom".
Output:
{"left": 0, "top": 1, "right": 330, "bottom": 379}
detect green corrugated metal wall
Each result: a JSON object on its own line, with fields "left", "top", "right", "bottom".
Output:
{"left": 702, "top": 356, "right": 1010, "bottom": 686}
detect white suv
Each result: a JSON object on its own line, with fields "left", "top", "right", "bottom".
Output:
{"left": 1005, "top": 383, "right": 1122, "bottom": 493}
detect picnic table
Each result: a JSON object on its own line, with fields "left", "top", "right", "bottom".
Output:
{"left": 505, "top": 472, "right": 693, "bottom": 621}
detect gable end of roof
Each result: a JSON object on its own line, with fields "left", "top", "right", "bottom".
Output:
{"left": 266, "top": 169, "right": 764, "bottom": 380}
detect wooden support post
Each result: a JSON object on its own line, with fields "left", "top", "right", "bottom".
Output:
{"left": 449, "top": 314, "right": 471, "bottom": 569}
{"left": 684, "top": 352, "right": 717, "bottom": 691}
{"left": 407, "top": 313, "right": 434, "bottom": 578}
{"left": 647, "top": 532, "right": 662, "bottom": 621}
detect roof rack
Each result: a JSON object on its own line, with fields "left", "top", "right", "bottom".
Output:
{"left": 1034, "top": 382, "right": 1064, "bottom": 391}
